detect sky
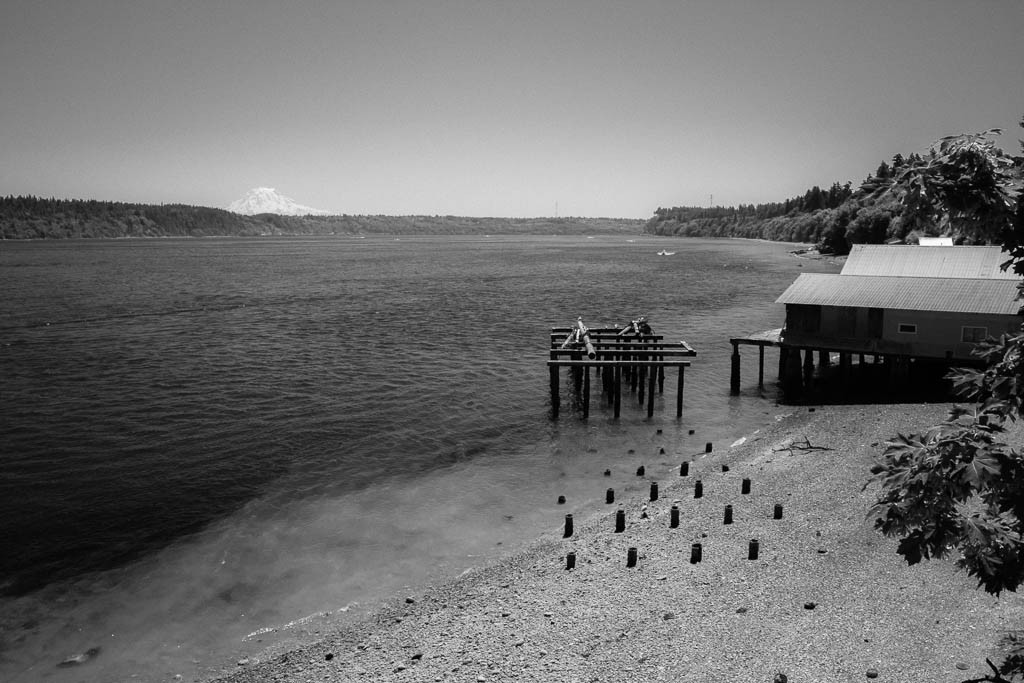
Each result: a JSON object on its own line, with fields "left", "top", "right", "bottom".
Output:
{"left": 2, "top": 1, "right": 1022, "bottom": 218}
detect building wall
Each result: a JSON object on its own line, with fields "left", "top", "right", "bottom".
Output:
{"left": 784, "top": 304, "right": 1020, "bottom": 359}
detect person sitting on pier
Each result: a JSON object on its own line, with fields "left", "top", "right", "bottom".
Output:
{"left": 618, "top": 316, "right": 652, "bottom": 337}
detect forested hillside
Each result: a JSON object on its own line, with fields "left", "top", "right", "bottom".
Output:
{"left": 647, "top": 134, "right": 1022, "bottom": 254}
{"left": 647, "top": 181, "right": 854, "bottom": 244}
{"left": 0, "top": 197, "right": 643, "bottom": 239}
{"left": 645, "top": 157, "right": 936, "bottom": 253}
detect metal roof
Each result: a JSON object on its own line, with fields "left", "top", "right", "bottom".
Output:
{"left": 776, "top": 273, "right": 1021, "bottom": 315}
{"left": 842, "top": 245, "right": 1016, "bottom": 279}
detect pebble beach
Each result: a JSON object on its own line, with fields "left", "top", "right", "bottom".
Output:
{"left": 209, "top": 403, "right": 1024, "bottom": 683}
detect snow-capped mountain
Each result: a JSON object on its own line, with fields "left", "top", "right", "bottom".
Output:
{"left": 227, "top": 187, "right": 330, "bottom": 216}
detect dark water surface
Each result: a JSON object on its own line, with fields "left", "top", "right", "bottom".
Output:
{"left": 0, "top": 235, "right": 837, "bottom": 681}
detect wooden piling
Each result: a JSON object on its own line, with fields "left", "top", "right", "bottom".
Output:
{"left": 758, "top": 344, "right": 765, "bottom": 390}
{"left": 550, "top": 375, "right": 560, "bottom": 416}
{"left": 631, "top": 351, "right": 639, "bottom": 394}
{"left": 646, "top": 368, "right": 656, "bottom": 418}
{"left": 548, "top": 330, "right": 695, "bottom": 420}
{"left": 783, "top": 346, "right": 803, "bottom": 398}
{"left": 802, "top": 348, "right": 815, "bottom": 388}
{"left": 676, "top": 366, "right": 685, "bottom": 417}
{"left": 582, "top": 365, "right": 590, "bottom": 419}
{"left": 614, "top": 363, "right": 622, "bottom": 419}
{"left": 730, "top": 342, "right": 741, "bottom": 395}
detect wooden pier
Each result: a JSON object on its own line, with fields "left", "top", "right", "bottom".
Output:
{"left": 728, "top": 327, "right": 938, "bottom": 399}
{"left": 549, "top": 323, "right": 696, "bottom": 419}
{"left": 728, "top": 328, "right": 782, "bottom": 395}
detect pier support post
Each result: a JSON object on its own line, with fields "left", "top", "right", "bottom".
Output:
{"left": 730, "top": 342, "right": 741, "bottom": 396}
{"left": 583, "top": 365, "right": 590, "bottom": 419}
{"left": 549, "top": 364, "right": 560, "bottom": 419}
{"left": 676, "top": 366, "right": 685, "bottom": 417}
{"left": 802, "top": 348, "right": 815, "bottom": 391}
{"left": 840, "top": 352, "right": 851, "bottom": 390}
{"left": 613, "top": 363, "right": 622, "bottom": 419}
{"left": 758, "top": 344, "right": 765, "bottom": 391}
{"left": 783, "top": 346, "right": 802, "bottom": 398}
{"left": 630, "top": 352, "right": 639, "bottom": 394}
{"left": 647, "top": 367, "right": 656, "bottom": 418}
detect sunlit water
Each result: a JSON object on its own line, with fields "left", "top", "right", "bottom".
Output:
{"left": 0, "top": 234, "right": 838, "bottom": 682}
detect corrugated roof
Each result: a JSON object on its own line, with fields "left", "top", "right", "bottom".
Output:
{"left": 776, "top": 273, "right": 1021, "bottom": 314}
{"left": 842, "top": 245, "right": 1016, "bottom": 279}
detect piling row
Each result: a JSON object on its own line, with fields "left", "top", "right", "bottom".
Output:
{"left": 555, "top": 438, "right": 786, "bottom": 571}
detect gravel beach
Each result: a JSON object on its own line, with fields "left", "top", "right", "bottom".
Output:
{"left": 210, "top": 403, "right": 1024, "bottom": 683}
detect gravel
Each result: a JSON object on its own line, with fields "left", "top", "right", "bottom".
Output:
{"left": 207, "top": 403, "right": 1024, "bottom": 683}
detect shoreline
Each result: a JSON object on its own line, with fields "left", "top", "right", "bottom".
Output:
{"left": 208, "top": 403, "right": 1024, "bottom": 683}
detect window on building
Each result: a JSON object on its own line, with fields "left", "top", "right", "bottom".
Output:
{"left": 962, "top": 326, "right": 988, "bottom": 343}
{"left": 898, "top": 323, "right": 917, "bottom": 334}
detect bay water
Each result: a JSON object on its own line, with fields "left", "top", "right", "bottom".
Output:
{"left": 0, "top": 234, "right": 838, "bottom": 681}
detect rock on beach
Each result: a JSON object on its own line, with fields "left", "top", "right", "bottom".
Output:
{"left": 208, "top": 404, "right": 1023, "bottom": 683}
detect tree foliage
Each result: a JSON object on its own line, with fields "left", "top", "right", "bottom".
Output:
{"left": 867, "top": 127, "right": 1024, "bottom": 247}
{"left": 870, "top": 117, "right": 1024, "bottom": 681}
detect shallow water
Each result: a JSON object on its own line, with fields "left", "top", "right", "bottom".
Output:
{"left": 0, "top": 234, "right": 837, "bottom": 682}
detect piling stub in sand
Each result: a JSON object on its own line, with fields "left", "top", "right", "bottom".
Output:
{"left": 206, "top": 404, "right": 1024, "bottom": 683}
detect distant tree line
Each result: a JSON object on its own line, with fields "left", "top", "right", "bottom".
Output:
{"left": 0, "top": 197, "right": 643, "bottom": 239}
{"left": 646, "top": 140, "right": 1023, "bottom": 254}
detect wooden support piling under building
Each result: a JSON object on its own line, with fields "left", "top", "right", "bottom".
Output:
{"left": 728, "top": 328, "right": 782, "bottom": 396}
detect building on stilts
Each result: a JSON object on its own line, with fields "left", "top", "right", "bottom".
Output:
{"left": 730, "top": 244, "right": 1021, "bottom": 400}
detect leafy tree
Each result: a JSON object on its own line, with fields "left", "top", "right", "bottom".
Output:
{"left": 871, "top": 118, "right": 1024, "bottom": 682}
{"left": 846, "top": 206, "right": 892, "bottom": 245}
{"left": 872, "top": 126, "right": 1023, "bottom": 243}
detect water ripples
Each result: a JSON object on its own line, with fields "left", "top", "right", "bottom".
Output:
{"left": 0, "top": 235, "right": 840, "bottom": 682}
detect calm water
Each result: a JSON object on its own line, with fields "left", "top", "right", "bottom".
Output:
{"left": 0, "top": 234, "right": 837, "bottom": 682}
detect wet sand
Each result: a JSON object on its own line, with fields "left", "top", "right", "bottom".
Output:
{"left": 208, "top": 403, "right": 1023, "bottom": 683}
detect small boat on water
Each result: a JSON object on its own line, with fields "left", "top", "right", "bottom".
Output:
{"left": 657, "top": 249, "right": 676, "bottom": 256}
